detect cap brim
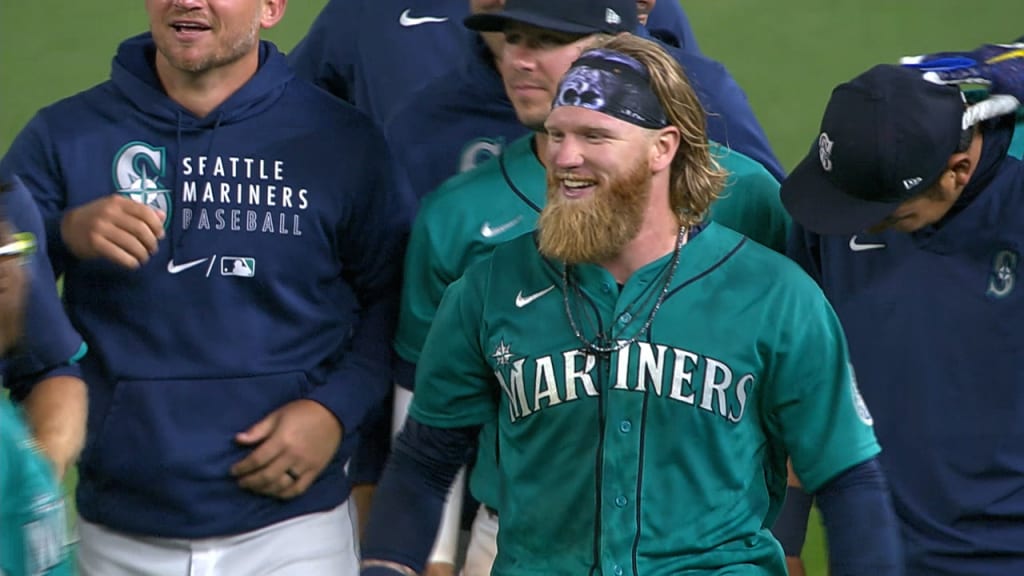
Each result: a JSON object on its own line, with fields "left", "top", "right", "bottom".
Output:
{"left": 464, "top": 11, "right": 602, "bottom": 35}
{"left": 781, "top": 152, "right": 903, "bottom": 235}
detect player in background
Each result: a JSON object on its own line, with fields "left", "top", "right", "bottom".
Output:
{"left": 361, "top": 33, "right": 903, "bottom": 576}
{"left": 390, "top": 2, "right": 790, "bottom": 574}
{"left": 1, "top": 178, "right": 88, "bottom": 576}
{"left": 781, "top": 50, "right": 1024, "bottom": 575}
{"left": 287, "top": 0, "right": 698, "bottom": 126}
{"left": 0, "top": 0, "right": 411, "bottom": 574}
{"left": 386, "top": 0, "right": 784, "bottom": 204}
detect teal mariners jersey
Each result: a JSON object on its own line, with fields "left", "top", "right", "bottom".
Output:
{"left": 394, "top": 134, "right": 790, "bottom": 508}
{"left": 0, "top": 399, "right": 72, "bottom": 576}
{"left": 409, "top": 226, "right": 880, "bottom": 575}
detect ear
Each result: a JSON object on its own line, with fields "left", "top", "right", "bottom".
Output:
{"left": 947, "top": 130, "right": 982, "bottom": 189}
{"left": 649, "top": 126, "right": 680, "bottom": 174}
{"left": 260, "top": 0, "right": 287, "bottom": 29}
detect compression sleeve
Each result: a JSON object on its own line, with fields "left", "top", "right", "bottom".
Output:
{"left": 772, "top": 486, "right": 813, "bottom": 557}
{"left": 361, "top": 418, "right": 479, "bottom": 573}
{"left": 815, "top": 458, "right": 904, "bottom": 575}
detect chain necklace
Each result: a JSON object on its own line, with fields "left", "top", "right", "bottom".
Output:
{"left": 563, "top": 225, "right": 688, "bottom": 354}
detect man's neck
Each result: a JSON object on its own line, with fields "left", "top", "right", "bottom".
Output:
{"left": 155, "top": 49, "right": 260, "bottom": 118}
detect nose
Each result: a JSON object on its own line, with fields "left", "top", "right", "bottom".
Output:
{"left": 504, "top": 42, "right": 536, "bottom": 73}
{"left": 550, "top": 136, "right": 583, "bottom": 170}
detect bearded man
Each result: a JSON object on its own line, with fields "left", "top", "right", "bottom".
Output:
{"left": 360, "top": 34, "right": 904, "bottom": 576}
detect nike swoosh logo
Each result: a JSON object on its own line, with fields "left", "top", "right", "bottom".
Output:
{"left": 481, "top": 216, "right": 523, "bottom": 238}
{"left": 167, "top": 257, "right": 209, "bottom": 274}
{"left": 515, "top": 286, "right": 555, "bottom": 308}
{"left": 399, "top": 9, "right": 449, "bottom": 27}
{"left": 848, "top": 236, "right": 886, "bottom": 252}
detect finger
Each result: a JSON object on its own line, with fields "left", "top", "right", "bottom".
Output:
{"left": 117, "top": 199, "right": 167, "bottom": 242}
{"left": 276, "top": 469, "right": 315, "bottom": 500}
{"left": 236, "top": 452, "right": 293, "bottom": 494}
{"left": 111, "top": 208, "right": 164, "bottom": 255}
{"left": 231, "top": 431, "right": 284, "bottom": 477}
{"left": 99, "top": 225, "right": 157, "bottom": 266}
{"left": 90, "top": 235, "right": 146, "bottom": 269}
{"left": 235, "top": 412, "right": 277, "bottom": 446}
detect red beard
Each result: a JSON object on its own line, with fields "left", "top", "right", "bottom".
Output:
{"left": 538, "top": 158, "right": 652, "bottom": 264}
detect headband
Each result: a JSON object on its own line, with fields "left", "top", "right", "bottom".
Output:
{"left": 552, "top": 48, "right": 669, "bottom": 129}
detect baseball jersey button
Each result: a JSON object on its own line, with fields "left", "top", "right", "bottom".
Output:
{"left": 615, "top": 495, "right": 628, "bottom": 507}
{"left": 619, "top": 420, "right": 632, "bottom": 433}
{"left": 602, "top": 282, "right": 612, "bottom": 293}
{"left": 618, "top": 312, "right": 632, "bottom": 324}
{"left": 613, "top": 565, "right": 624, "bottom": 576}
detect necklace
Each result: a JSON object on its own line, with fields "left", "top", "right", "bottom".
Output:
{"left": 563, "top": 225, "right": 688, "bottom": 354}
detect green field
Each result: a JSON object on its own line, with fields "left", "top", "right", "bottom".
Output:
{"left": 2, "top": 2, "right": 1022, "bottom": 575}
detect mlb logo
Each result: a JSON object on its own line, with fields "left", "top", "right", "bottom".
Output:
{"left": 221, "top": 257, "right": 256, "bottom": 278}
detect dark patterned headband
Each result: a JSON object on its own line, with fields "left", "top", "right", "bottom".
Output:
{"left": 552, "top": 48, "right": 669, "bottom": 129}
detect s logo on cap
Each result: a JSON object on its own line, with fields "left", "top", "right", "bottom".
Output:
{"left": 818, "top": 132, "right": 834, "bottom": 172}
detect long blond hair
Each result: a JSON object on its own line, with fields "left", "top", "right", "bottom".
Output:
{"left": 590, "top": 34, "right": 727, "bottom": 227}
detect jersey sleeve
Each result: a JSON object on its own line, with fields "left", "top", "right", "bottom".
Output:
{"left": 709, "top": 145, "right": 791, "bottom": 253}
{"left": 408, "top": 260, "right": 497, "bottom": 428}
{"left": 393, "top": 203, "right": 452, "bottom": 372}
{"left": 762, "top": 274, "right": 880, "bottom": 493}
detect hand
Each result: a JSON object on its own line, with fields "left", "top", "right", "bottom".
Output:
{"left": 901, "top": 42, "right": 1024, "bottom": 102}
{"left": 422, "top": 562, "right": 456, "bottom": 576}
{"left": 231, "top": 399, "right": 344, "bottom": 500}
{"left": 61, "top": 195, "right": 166, "bottom": 268}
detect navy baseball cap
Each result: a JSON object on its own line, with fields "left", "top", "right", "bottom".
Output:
{"left": 464, "top": 0, "right": 637, "bottom": 36}
{"left": 781, "top": 64, "right": 967, "bottom": 234}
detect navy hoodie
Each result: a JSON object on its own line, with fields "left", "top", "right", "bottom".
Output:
{"left": 0, "top": 176, "right": 86, "bottom": 399}
{"left": 0, "top": 34, "right": 411, "bottom": 538}
{"left": 288, "top": 0, "right": 700, "bottom": 126}
{"left": 788, "top": 119, "right": 1024, "bottom": 575}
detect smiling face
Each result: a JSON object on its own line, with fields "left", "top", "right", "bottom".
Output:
{"left": 500, "top": 23, "right": 594, "bottom": 130}
{"left": 538, "top": 105, "right": 655, "bottom": 263}
{"left": 146, "top": 0, "right": 284, "bottom": 76}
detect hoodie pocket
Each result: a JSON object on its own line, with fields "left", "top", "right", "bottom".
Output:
{"left": 88, "top": 371, "right": 312, "bottom": 504}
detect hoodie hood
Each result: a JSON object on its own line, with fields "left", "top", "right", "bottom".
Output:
{"left": 110, "top": 33, "right": 292, "bottom": 129}
{"left": 107, "top": 33, "right": 294, "bottom": 257}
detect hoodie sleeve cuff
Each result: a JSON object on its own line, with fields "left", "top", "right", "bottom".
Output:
{"left": 304, "top": 368, "right": 385, "bottom": 439}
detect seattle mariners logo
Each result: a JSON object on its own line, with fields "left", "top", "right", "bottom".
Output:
{"left": 459, "top": 138, "right": 503, "bottom": 173}
{"left": 818, "top": 132, "right": 834, "bottom": 172}
{"left": 113, "top": 142, "right": 172, "bottom": 229}
{"left": 491, "top": 338, "right": 515, "bottom": 366}
{"left": 986, "top": 249, "right": 1018, "bottom": 298}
